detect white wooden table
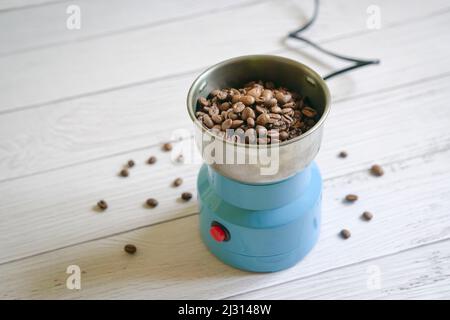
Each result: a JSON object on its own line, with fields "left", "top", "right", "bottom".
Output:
{"left": 1, "top": 0, "right": 450, "bottom": 300}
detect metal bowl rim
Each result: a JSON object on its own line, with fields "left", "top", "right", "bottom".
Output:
{"left": 186, "top": 54, "right": 331, "bottom": 149}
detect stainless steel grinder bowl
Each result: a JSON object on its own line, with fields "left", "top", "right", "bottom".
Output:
{"left": 187, "top": 55, "right": 331, "bottom": 184}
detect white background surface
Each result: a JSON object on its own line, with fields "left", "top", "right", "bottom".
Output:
{"left": 0, "top": 0, "right": 449, "bottom": 299}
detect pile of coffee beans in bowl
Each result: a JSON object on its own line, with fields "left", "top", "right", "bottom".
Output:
{"left": 195, "top": 81, "right": 319, "bottom": 144}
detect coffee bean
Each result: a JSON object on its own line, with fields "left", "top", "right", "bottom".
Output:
{"left": 270, "top": 106, "right": 282, "bottom": 114}
{"left": 255, "top": 105, "right": 267, "bottom": 114}
{"left": 293, "top": 121, "right": 304, "bottom": 129}
{"left": 262, "top": 89, "right": 273, "bottom": 101}
{"left": 211, "top": 114, "right": 223, "bottom": 124}
{"left": 124, "top": 244, "right": 137, "bottom": 254}
{"left": 120, "top": 168, "right": 129, "bottom": 177}
{"left": 338, "top": 151, "right": 348, "bottom": 158}
{"left": 282, "top": 114, "right": 293, "bottom": 123}
{"left": 282, "top": 102, "right": 295, "bottom": 108}
{"left": 264, "top": 98, "right": 278, "bottom": 108}
{"left": 283, "top": 93, "right": 292, "bottom": 103}
{"left": 97, "top": 200, "right": 108, "bottom": 211}
{"left": 162, "top": 143, "right": 172, "bottom": 152}
{"left": 231, "top": 94, "right": 241, "bottom": 104}
{"left": 203, "top": 115, "right": 214, "bottom": 128}
{"left": 173, "top": 177, "right": 183, "bottom": 187}
{"left": 232, "top": 102, "right": 245, "bottom": 113}
{"left": 340, "top": 229, "right": 351, "bottom": 239}
{"left": 181, "top": 192, "right": 192, "bottom": 201}
{"left": 127, "top": 160, "right": 135, "bottom": 168}
{"left": 275, "top": 92, "right": 285, "bottom": 103}
{"left": 280, "top": 131, "right": 289, "bottom": 141}
{"left": 256, "top": 113, "right": 271, "bottom": 126}
{"left": 220, "top": 102, "right": 231, "bottom": 111}
{"left": 241, "top": 107, "right": 255, "bottom": 120}
{"left": 222, "top": 119, "right": 233, "bottom": 130}
{"left": 275, "top": 92, "right": 291, "bottom": 104}
{"left": 211, "top": 89, "right": 221, "bottom": 97}
{"left": 147, "top": 156, "right": 157, "bottom": 164}
{"left": 208, "top": 105, "right": 220, "bottom": 116}
{"left": 247, "top": 87, "right": 262, "bottom": 98}
{"left": 302, "top": 106, "right": 317, "bottom": 118}
{"left": 370, "top": 164, "right": 384, "bottom": 177}
{"left": 269, "top": 113, "right": 281, "bottom": 120}
{"left": 345, "top": 194, "right": 358, "bottom": 202}
{"left": 240, "top": 95, "right": 255, "bottom": 106}
{"left": 216, "top": 91, "right": 228, "bottom": 101}
{"left": 198, "top": 97, "right": 209, "bottom": 107}
{"left": 195, "top": 82, "right": 319, "bottom": 144}
{"left": 230, "top": 88, "right": 240, "bottom": 96}
{"left": 146, "top": 198, "right": 158, "bottom": 208}
{"left": 256, "top": 125, "right": 268, "bottom": 137}
{"left": 231, "top": 120, "right": 243, "bottom": 129}
{"left": 362, "top": 211, "right": 373, "bottom": 221}
{"left": 221, "top": 111, "right": 228, "bottom": 119}
{"left": 255, "top": 97, "right": 265, "bottom": 104}
{"left": 228, "top": 112, "right": 238, "bottom": 120}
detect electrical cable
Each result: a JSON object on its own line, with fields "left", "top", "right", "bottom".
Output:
{"left": 288, "top": 0, "right": 380, "bottom": 80}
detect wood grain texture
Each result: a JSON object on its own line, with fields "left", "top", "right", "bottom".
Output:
{"left": 0, "top": 0, "right": 258, "bottom": 55}
{"left": 231, "top": 240, "right": 450, "bottom": 299}
{"left": 1, "top": 75, "right": 450, "bottom": 264}
{"left": 1, "top": 0, "right": 449, "bottom": 112}
{"left": 1, "top": 11, "right": 450, "bottom": 181}
{"left": 0, "top": 0, "right": 63, "bottom": 11}
{"left": 1, "top": 148, "right": 450, "bottom": 299}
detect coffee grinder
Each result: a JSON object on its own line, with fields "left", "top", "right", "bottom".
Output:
{"left": 187, "top": 55, "right": 330, "bottom": 272}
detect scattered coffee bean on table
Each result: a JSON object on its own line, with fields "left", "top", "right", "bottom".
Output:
{"left": 370, "top": 164, "right": 384, "bottom": 177}
{"left": 173, "top": 178, "right": 183, "bottom": 187}
{"left": 181, "top": 192, "right": 192, "bottom": 201}
{"left": 340, "top": 229, "right": 351, "bottom": 239}
{"left": 162, "top": 143, "right": 172, "bottom": 152}
{"left": 362, "top": 211, "right": 373, "bottom": 221}
{"left": 195, "top": 81, "right": 320, "bottom": 144}
{"left": 119, "top": 168, "right": 129, "bottom": 177}
{"left": 338, "top": 151, "right": 348, "bottom": 158}
{"left": 124, "top": 244, "right": 137, "bottom": 254}
{"left": 127, "top": 160, "right": 135, "bottom": 168}
{"left": 146, "top": 198, "right": 158, "bottom": 208}
{"left": 147, "top": 156, "right": 157, "bottom": 164}
{"left": 345, "top": 194, "right": 358, "bottom": 202}
{"left": 97, "top": 200, "right": 108, "bottom": 211}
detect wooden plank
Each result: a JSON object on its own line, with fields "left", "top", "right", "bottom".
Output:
{"left": 0, "top": 0, "right": 448, "bottom": 112}
{"left": 0, "top": 0, "right": 257, "bottom": 55}
{"left": 1, "top": 13, "right": 450, "bottom": 181}
{"left": 1, "top": 73, "right": 450, "bottom": 264}
{"left": 0, "top": 147, "right": 449, "bottom": 299}
{"left": 230, "top": 240, "right": 450, "bottom": 299}
{"left": 0, "top": 0, "right": 62, "bottom": 11}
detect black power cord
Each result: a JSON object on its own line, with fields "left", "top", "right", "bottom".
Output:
{"left": 288, "top": 0, "right": 380, "bottom": 80}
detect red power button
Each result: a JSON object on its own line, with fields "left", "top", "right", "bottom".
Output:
{"left": 210, "top": 222, "right": 230, "bottom": 242}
